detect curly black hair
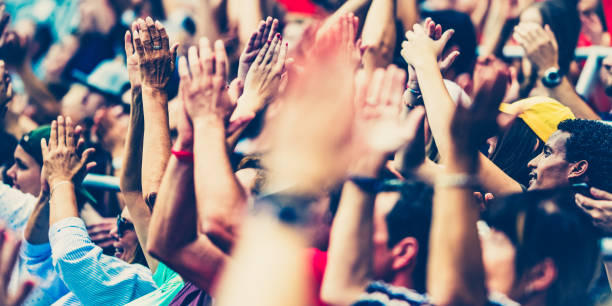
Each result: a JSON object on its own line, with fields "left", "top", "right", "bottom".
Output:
{"left": 557, "top": 119, "right": 612, "bottom": 192}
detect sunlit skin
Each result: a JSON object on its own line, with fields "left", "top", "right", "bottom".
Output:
{"left": 110, "top": 208, "right": 139, "bottom": 263}
{"left": 527, "top": 131, "right": 572, "bottom": 190}
{"left": 6, "top": 145, "right": 41, "bottom": 196}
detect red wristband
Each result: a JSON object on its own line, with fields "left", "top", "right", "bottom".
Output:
{"left": 171, "top": 150, "right": 194, "bottom": 162}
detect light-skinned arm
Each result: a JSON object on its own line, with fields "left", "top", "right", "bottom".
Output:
{"left": 361, "top": 0, "right": 396, "bottom": 73}
{"left": 401, "top": 22, "right": 523, "bottom": 195}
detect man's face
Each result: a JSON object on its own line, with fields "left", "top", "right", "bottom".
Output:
{"left": 371, "top": 192, "right": 400, "bottom": 281}
{"left": 6, "top": 145, "right": 41, "bottom": 196}
{"left": 527, "top": 131, "right": 572, "bottom": 190}
{"left": 110, "top": 208, "right": 139, "bottom": 263}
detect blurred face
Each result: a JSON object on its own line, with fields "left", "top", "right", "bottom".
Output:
{"left": 371, "top": 192, "right": 400, "bottom": 280}
{"left": 62, "top": 86, "right": 105, "bottom": 124}
{"left": 6, "top": 145, "right": 41, "bottom": 196}
{"left": 600, "top": 55, "right": 612, "bottom": 96}
{"left": 94, "top": 104, "right": 129, "bottom": 153}
{"left": 527, "top": 131, "right": 572, "bottom": 190}
{"left": 110, "top": 208, "right": 139, "bottom": 263}
{"left": 479, "top": 222, "right": 518, "bottom": 296}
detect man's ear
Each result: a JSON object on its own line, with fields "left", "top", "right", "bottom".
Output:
{"left": 390, "top": 237, "right": 418, "bottom": 272}
{"left": 568, "top": 160, "right": 588, "bottom": 179}
{"left": 524, "top": 258, "right": 557, "bottom": 294}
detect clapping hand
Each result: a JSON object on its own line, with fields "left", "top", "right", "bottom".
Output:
{"left": 132, "top": 17, "right": 179, "bottom": 89}
{"left": 401, "top": 22, "right": 453, "bottom": 69}
{"left": 513, "top": 23, "right": 559, "bottom": 75}
{"left": 238, "top": 17, "right": 280, "bottom": 83}
{"left": 178, "top": 38, "right": 233, "bottom": 125}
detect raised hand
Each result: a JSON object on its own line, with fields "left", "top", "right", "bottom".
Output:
{"left": 401, "top": 22, "right": 453, "bottom": 68}
{"left": 124, "top": 26, "right": 141, "bottom": 89}
{"left": 132, "top": 17, "right": 179, "bottom": 89}
{"left": 238, "top": 17, "right": 279, "bottom": 83}
{"left": 0, "top": 226, "right": 35, "bottom": 306}
{"left": 576, "top": 187, "right": 612, "bottom": 234}
{"left": 314, "top": 13, "right": 363, "bottom": 71}
{"left": 0, "top": 60, "right": 12, "bottom": 119}
{"left": 406, "top": 18, "right": 458, "bottom": 90}
{"left": 240, "top": 32, "right": 288, "bottom": 116}
{"left": 178, "top": 38, "right": 233, "bottom": 124}
{"left": 353, "top": 66, "right": 426, "bottom": 162}
{"left": 41, "top": 116, "right": 95, "bottom": 188}
{"left": 513, "top": 23, "right": 559, "bottom": 74}
{"left": 448, "top": 59, "right": 509, "bottom": 167}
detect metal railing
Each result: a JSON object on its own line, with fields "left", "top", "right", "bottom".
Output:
{"left": 502, "top": 45, "right": 612, "bottom": 98}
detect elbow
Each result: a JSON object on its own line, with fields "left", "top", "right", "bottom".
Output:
{"left": 320, "top": 277, "right": 363, "bottom": 306}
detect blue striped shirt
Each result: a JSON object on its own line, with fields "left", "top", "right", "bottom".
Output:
{"left": 46, "top": 217, "right": 157, "bottom": 305}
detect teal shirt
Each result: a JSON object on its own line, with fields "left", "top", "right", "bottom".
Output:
{"left": 126, "top": 263, "right": 184, "bottom": 306}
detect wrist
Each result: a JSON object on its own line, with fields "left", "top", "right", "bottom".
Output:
{"left": 142, "top": 86, "right": 168, "bottom": 100}
{"left": 536, "top": 64, "right": 560, "bottom": 78}
{"left": 412, "top": 55, "right": 438, "bottom": 71}
{"left": 236, "top": 93, "right": 266, "bottom": 114}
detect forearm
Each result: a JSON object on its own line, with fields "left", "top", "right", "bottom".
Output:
{"left": 228, "top": 0, "right": 262, "bottom": 51}
{"left": 428, "top": 157, "right": 486, "bottom": 305}
{"left": 537, "top": 78, "right": 600, "bottom": 120}
{"left": 361, "top": 0, "right": 396, "bottom": 73}
{"left": 119, "top": 87, "right": 144, "bottom": 193}
{"left": 193, "top": 119, "right": 247, "bottom": 251}
{"left": 141, "top": 87, "right": 172, "bottom": 198}
{"left": 321, "top": 180, "right": 376, "bottom": 305}
{"left": 216, "top": 215, "right": 309, "bottom": 306}
{"left": 24, "top": 193, "right": 50, "bottom": 245}
{"left": 48, "top": 182, "right": 79, "bottom": 226}
{"left": 17, "top": 64, "right": 60, "bottom": 121}
{"left": 193, "top": 0, "right": 220, "bottom": 44}
{"left": 147, "top": 156, "right": 197, "bottom": 261}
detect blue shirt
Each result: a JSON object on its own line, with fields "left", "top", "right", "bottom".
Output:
{"left": 37, "top": 217, "right": 157, "bottom": 305}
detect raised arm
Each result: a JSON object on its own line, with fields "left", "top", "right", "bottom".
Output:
{"left": 401, "top": 22, "right": 523, "bottom": 195}
{"left": 322, "top": 66, "right": 426, "bottom": 305}
{"left": 427, "top": 75, "right": 506, "bottom": 306}
{"left": 133, "top": 17, "right": 178, "bottom": 199}
{"left": 361, "top": 0, "right": 396, "bottom": 73}
{"left": 118, "top": 25, "right": 157, "bottom": 272}
{"left": 513, "top": 22, "right": 600, "bottom": 120}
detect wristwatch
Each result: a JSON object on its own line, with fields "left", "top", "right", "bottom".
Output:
{"left": 541, "top": 67, "right": 562, "bottom": 88}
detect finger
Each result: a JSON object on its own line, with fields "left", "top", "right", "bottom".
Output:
{"left": 1, "top": 237, "right": 20, "bottom": 287}
{"left": 246, "top": 28, "right": 260, "bottom": 52}
{"left": 401, "top": 106, "right": 426, "bottom": 142}
{"left": 76, "top": 137, "right": 86, "bottom": 153}
{"left": 188, "top": 46, "right": 201, "bottom": 78}
{"left": 261, "top": 17, "right": 273, "bottom": 45}
{"left": 6, "top": 82, "right": 11, "bottom": 100}
{"left": 391, "top": 67, "right": 407, "bottom": 109}
{"left": 214, "top": 40, "right": 228, "bottom": 81}
{"left": 0, "top": 11, "right": 9, "bottom": 36}
{"left": 544, "top": 24, "right": 558, "bottom": 50}
{"left": 0, "top": 60, "right": 5, "bottom": 79}
{"left": 40, "top": 138, "right": 49, "bottom": 160}
{"left": 405, "top": 31, "right": 416, "bottom": 41}
{"left": 137, "top": 18, "right": 151, "bottom": 53}
{"left": 254, "top": 40, "right": 271, "bottom": 66}
{"left": 367, "top": 69, "right": 385, "bottom": 106}
{"left": 575, "top": 193, "right": 600, "bottom": 209}
{"left": 354, "top": 69, "right": 369, "bottom": 109}
{"left": 170, "top": 43, "right": 179, "bottom": 69}
{"left": 199, "top": 37, "right": 214, "bottom": 76}
{"left": 146, "top": 17, "right": 160, "bottom": 50}
{"left": 86, "top": 161, "right": 97, "bottom": 172}
{"left": 591, "top": 187, "right": 612, "bottom": 201}
{"left": 57, "top": 116, "right": 66, "bottom": 148}
{"left": 263, "top": 33, "right": 280, "bottom": 65}
{"left": 156, "top": 20, "right": 170, "bottom": 51}
{"left": 124, "top": 31, "right": 134, "bottom": 58}
{"left": 275, "top": 40, "right": 289, "bottom": 73}
{"left": 10, "top": 279, "right": 35, "bottom": 306}
{"left": 269, "top": 18, "right": 280, "bottom": 41}
{"left": 348, "top": 14, "right": 356, "bottom": 44}
{"left": 178, "top": 56, "right": 191, "bottom": 85}
{"left": 439, "top": 50, "right": 460, "bottom": 72}
{"left": 379, "top": 66, "right": 396, "bottom": 105}
{"left": 434, "top": 24, "right": 442, "bottom": 40}
{"left": 438, "top": 29, "right": 455, "bottom": 49}
{"left": 81, "top": 148, "right": 96, "bottom": 163}
{"left": 65, "top": 117, "right": 75, "bottom": 149}
{"left": 132, "top": 25, "right": 145, "bottom": 58}
{"left": 426, "top": 18, "right": 435, "bottom": 37}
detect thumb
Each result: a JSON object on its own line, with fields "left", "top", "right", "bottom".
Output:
{"left": 438, "top": 29, "right": 455, "bottom": 50}
{"left": 439, "top": 50, "right": 460, "bottom": 72}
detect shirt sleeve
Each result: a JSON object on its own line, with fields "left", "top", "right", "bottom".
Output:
{"left": 22, "top": 241, "right": 70, "bottom": 304}
{"left": 0, "top": 183, "right": 36, "bottom": 233}
{"left": 49, "top": 217, "right": 157, "bottom": 305}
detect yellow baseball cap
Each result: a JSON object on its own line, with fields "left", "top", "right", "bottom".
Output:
{"left": 499, "top": 96, "right": 575, "bottom": 141}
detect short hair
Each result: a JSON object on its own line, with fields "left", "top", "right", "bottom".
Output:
{"left": 484, "top": 188, "right": 601, "bottom": 306}
{"left": 385, "top": 181, "right": 433, "bottom": 293}
{"left": 557, "top": 119, "right": 612, "bottom": 192}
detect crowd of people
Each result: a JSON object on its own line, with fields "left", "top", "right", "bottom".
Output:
{"left": 0, "top": 0, "right": 612, "bottom": 305}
